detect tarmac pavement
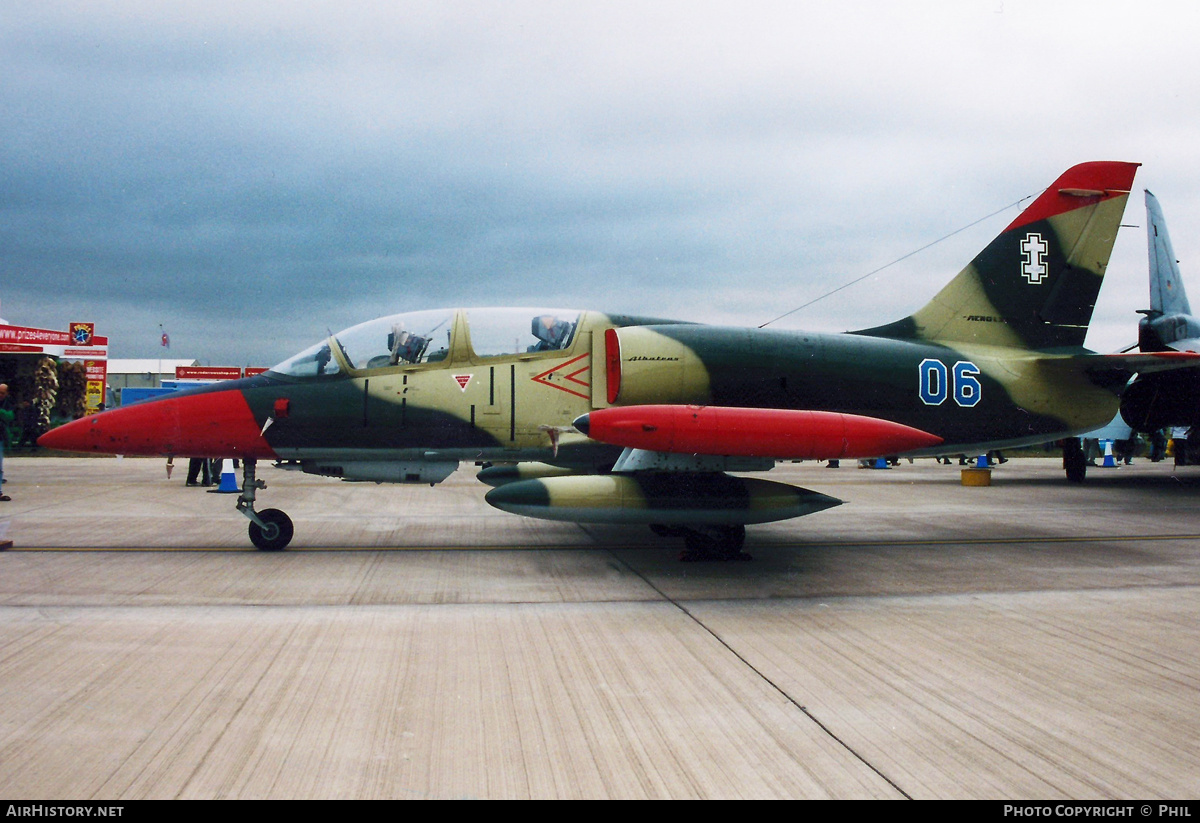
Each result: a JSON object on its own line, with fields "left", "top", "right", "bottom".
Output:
{"left": 0, "top": 456, "right": 1197, "bottom": 799}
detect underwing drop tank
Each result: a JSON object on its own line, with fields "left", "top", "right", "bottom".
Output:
{"left": 484, "top": 472, "right": 841, "bottom": 526}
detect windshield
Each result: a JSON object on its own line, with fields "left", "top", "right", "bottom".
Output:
{"left": 271, "top": 339, "right": 343, "bottom": 377}
{"left": 334, "top": 309, "right": 454, "bottom": 370}
{"left": 270, "top": 310, "right": 452, "bottom": 376}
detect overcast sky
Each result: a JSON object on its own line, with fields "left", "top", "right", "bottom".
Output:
{"left": 3, "top": 1, "right": 1199, "bottom": 366}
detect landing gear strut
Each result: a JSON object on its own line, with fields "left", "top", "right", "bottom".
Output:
{"left": 236, "top": 459, "right": 294, "bottom": 551}
{"left": 650, "top": 523, "right": 749, "bottom": 561}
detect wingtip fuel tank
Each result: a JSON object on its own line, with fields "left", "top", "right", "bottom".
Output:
{"left": 573, "top": 406, "right": 943, "bottom": 460}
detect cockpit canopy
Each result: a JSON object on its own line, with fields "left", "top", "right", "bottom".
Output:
{"left": 271, "top": 308, "right": 581, "bottom": 377}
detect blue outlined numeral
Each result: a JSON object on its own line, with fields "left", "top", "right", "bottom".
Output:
{"left": 919, "top": 359, "right": 948, "bottom": 405}
{"left": 953, "top": 361, "right": 981, "bottom": 407}
{"left": 919, "top": 359, "right": 981, "bottom": 407}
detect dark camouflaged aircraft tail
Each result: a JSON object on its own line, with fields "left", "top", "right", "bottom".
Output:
{"left": 857, "top": 161, "right": 1139, "bottom": 351}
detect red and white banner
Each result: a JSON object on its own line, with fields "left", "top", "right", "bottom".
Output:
{"left": 175, "top": 367, "right": 269, "bottom": 381}
{"left": 176, "top": 366, "right": 244, "bottom": 381}
{"left": 0, "top": 323, "right": 109, "bottom": 360}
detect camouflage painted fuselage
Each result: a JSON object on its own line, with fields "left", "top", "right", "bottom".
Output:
{"left": 612, "top": 324, "right": 1121, "bottom": 454}
{"left": 171, "top": 309, "right": 1123, "bottom": 475}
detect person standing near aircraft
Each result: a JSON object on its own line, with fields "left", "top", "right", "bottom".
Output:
{"left": 186, "top": 457, "right": 212, "bottom": 486}
{"left": 1151, "top": 429, "right": 1168, "bottom": 462}
{"left": 0, "top": 383, "right": 12, "bottom": 501}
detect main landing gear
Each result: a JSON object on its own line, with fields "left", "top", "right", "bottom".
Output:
{"left": 236, "top": 459, "right": 295, "bottom": 551}
{"left": 650, "top": 524, "right": 749, "bottom": 562}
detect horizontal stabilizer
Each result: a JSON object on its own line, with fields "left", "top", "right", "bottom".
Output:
{"left": 1035, "top": 350, "right": 1200, "bottom": 391}
{"left": 1165, "top": 337, "right": 1200, "bottom": 353}
{"left": 1057, "top": 350, "right": 1200, "bottom": 374}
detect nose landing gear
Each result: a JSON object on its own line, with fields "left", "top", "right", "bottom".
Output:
{"left": 236, "top": 459, "right": 295, "bottom": 551}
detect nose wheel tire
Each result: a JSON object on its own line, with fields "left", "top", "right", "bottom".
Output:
{"left": 248, "top": 508, "right": 294, "bottom": 551}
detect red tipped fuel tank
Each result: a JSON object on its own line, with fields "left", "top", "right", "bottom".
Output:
{"left": 38, "top": 389, "right": 278, "bottom": 459}
{"left": 573, "top": 405, "right": 942, "bottom": 460}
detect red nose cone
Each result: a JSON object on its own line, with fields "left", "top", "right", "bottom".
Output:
{"left": 38, "top": 389, "right": 278, "bottom": 459}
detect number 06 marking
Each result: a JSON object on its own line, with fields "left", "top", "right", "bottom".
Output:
{"left": 919, "top": 359, "right": 981, "bottom": 407}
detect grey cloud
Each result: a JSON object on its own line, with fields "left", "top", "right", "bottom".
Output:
{"left": 1, "top": 2, "right": 1196, "bottom": 366}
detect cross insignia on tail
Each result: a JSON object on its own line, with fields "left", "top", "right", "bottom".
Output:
{"left": 1021, "top": 232, "right": 1048, "bottom": 284}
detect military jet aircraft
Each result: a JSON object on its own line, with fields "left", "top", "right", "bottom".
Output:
{"left": 1119, "top": 190, "right": 1200, "bottom": 460}
{"left": 40, "top": 161, "right": 1196, "bottom": 556}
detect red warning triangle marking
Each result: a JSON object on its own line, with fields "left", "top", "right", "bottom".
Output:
{"left": 453, "top": 374, "right": 472, "bottom": 391}
{"left": 531, "top": 353, "right": 590, "bottom": 399}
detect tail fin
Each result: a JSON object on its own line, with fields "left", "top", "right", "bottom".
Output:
{"left": 857, "top": 161, "right": 1139, "bottom": 350}
{"left": 1140, "top": 190, "right": 1200, "bottom": 352}
{"left": 1146, "top": 190, "right": 1191, "bottom": 316}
